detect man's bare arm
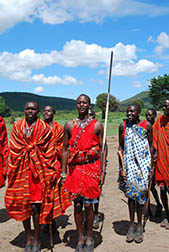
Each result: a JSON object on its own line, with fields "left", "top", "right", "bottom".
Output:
{"left": 61, "top": 120, "right": 73, "bottom": 174}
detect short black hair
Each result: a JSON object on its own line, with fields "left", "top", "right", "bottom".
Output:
{"left": 44, "top": 105, "right": 55, "bottom": 114}
{"left": 128, "top": 103, "right": 141, "bottom": 113}
{"left": 77, "top": 94, "right": 91, "bottom": 104}
{"left": 146, "top": 108, "right": 157, "bottom": 117}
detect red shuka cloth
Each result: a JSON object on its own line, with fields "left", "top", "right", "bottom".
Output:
{"left": 153, "top": 115, "right": 169, "bottom": 185}
{"left": 5, "top": 118, "right": 71, "bottom": 223}
{"left": 0, "top": 116, "right": 8, "bottom": 188}
{"left": 64, "top": 119, "right": 101, "bottom": 199}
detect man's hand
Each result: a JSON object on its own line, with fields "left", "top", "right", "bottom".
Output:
{"left": 99, "top": 172, "right": 106, "bottom": 188}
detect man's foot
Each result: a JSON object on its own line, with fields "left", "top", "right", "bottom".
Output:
{"left": 84, "top": 240, "right": 94, "bottom": 252}
{"left": 32, "top": 242, "right": 41, "bottom": 252}
{"left": 155, "top": 204, "right": 162, "bottom": 218}
{"left": 25, "top": 244, "right": 33, "bottom": 252}
{"left": 93, "top": 214, "right": 99, "bottom": 229}
{"left": 126, "top": 225, "right": 135, "bottom": 243}
{"left": 75, "top": 242, "right": 85, "bottom": 252}
{"left": 160, "top": 218, "right": 168, "bottom": 228}
{"left": 135, "top": 226, "right": 143, "bottom": 243}
{"left": 25, "top": 237, "right": 33, "bottom": 252}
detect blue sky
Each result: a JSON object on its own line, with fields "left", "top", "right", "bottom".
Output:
{"left": 0, "top": 0, "right": 169, "bottom": 103}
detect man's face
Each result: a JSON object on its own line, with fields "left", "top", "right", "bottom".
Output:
{"left": 162, "top": 99, "right": 169, "bottom": 116}
{"left": 24, "top": 102, "right": 39, "bottom": 123}
{"left": 146, "top": 110, "right": 156, "bottom": 124}
{"left": 77, "top": 95, "right": 90, "bottom": 117}
{"left": 126, "top": 105, "right": 139, "bottom": 123}
{"left": 43, "top": 106, "right": 54, "bottom": 123}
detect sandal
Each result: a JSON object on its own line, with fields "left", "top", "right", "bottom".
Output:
{"left": 32, "top": 243, "right": 41, "bottom": 252}
{"left": 135, "top": 227, "right": 143, "bottom": 243}
{"left": 84, "top": 240, "right": 94, "bottom": 252}
{"left": 160, "top": 218, "right": 168, "bottom": 228}
{"left": 25, "top": 244, "right": 32, "bottom": 252}
{"left": 75, "top": 243, "right": 85, "bottom": 252}
{"left": 126, "top": 225, "right": 135, "bottom": 243}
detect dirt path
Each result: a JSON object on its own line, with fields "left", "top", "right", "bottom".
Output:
{"left": 0, "top": 136, "right": 169, "bottom": 252}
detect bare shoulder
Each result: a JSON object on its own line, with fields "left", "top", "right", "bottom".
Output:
{"left": 94, "top": 120, "right": 103, "bottom": 130}
{"left": 146, "top": 121, "right": 152, "bottom": 131}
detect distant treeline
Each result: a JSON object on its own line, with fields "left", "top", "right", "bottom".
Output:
{"left": 0, "top": 92, "right": 77, "bottom": 112}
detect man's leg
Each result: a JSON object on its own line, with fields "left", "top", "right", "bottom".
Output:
{"left": 160, "top": 186, "right": 169, "bottom": 221}
{"left": 128, "top": 198, "right": 135, "bottom": 227}
{"left": 84, "top": 203, "right": 94, "bottom": 245}
{"left": 32, "top": 203, "right": 41, "bottom": 246}
{"left": 126, "top": 198, "right": 135, "bottom": 242}
{"left": 74, "top": 199, "right": 84, "bottom": 245}
{"left": 93, "top": 198, "right": 100, "bottom": 229}
{"left": 23, "top": 218, "right": 32, "bottom": 246}
{"left": 135, "top": 203, "right": 144, "bottom": 243}
{"left": 136, "top": 203, "right": 143, "bottom": 228}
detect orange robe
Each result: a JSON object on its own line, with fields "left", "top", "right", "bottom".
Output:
{"left": 153, "top": 115, "right": 169, "bottom": 185}
{"left": 5, "top": 118, "right": 71, "bottom": 224}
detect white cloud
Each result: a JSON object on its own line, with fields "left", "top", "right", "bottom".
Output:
{"left": 31, "top": 74, "right": 81, "bottom": 85}
{"left": 133, "top": 81, "right": 142, "bottom": 88}
{"left": 155, "top": 32, "right": 169, "bottom": 55}
{"left": 0, "top": 40, "right": 160, "bottom": 84}
{"left": 34, "top": 86, "right": 44, "bottom": 93}
{"left": 0, "top": 0, "right": 169, "bottom": 33}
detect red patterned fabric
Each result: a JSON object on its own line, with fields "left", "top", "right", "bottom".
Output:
{"left": 5, "top": 118, "right": 71, "bottom": 224}
{"left": 0, "top": 116, "right": 8, "bottom": 188}
{"left": 153, "top": 115, "right": 169, "bottom": 185}
{"left": 64, "top": 119, "right": 101, "bottom": 199}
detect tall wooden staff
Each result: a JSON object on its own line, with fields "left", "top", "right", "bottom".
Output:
{"left": 101, "top": 51, "right": 113, "bottom": 171}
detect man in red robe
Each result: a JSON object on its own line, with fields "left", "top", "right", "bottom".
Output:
{"left": 61, "top": 94, "right": 106, "bottom": 252}
{"left": 0, "top": 116, "right": 8, "bottom": 189}
{"left": 5, "top": 102, "right": 70, "bottom": 252}
{"left": 153, "top": 98, "right": 169, "bottom": 229}
{"left": 43, "top": 105, "right": 71, "bottom": 233}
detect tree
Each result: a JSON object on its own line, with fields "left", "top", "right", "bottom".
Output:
{"left": 96, "top": 93, "right": 120, "bottom": 119}
{"left": 149, "top": 74, "right": 169, "bottom": 109}
{"left": 0, "top": 96, "right": 11, "bottom": 117}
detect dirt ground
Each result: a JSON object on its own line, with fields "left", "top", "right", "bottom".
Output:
{"left": 0, "top": 136, "right": 169, "bottom": 252}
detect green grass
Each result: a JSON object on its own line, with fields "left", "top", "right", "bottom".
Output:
{"left": 4, "top": 110, "right": 149, "bottom": 137}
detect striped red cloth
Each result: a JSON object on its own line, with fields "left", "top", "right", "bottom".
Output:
{"left": 0, "top": 116, "right": 8, "bottom": 188}
{"left": 153, "top": 115, "right": 169, "bottom": 185}
{"left": 5, "top": 118, "right": 71, "bottom": 224}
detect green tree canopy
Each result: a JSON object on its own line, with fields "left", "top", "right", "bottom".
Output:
{"left": 96, "top": 93, "right": 120, "bottom": 119}
{"left": 149, "top": 74, "right": 169, "bottom": 109}
{"left": 0, "top": 96, "right": 11, "bottom": 117}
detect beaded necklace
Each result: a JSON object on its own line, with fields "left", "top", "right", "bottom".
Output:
{"left": 24, "top": 121, "right": 36, "bottom": 138}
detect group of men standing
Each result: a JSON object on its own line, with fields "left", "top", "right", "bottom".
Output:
{"left": 1, "top": 94, "right": 106, "bottom": 252}
{"left": 0, "top": 95, "right": 169, "bottom": 251}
